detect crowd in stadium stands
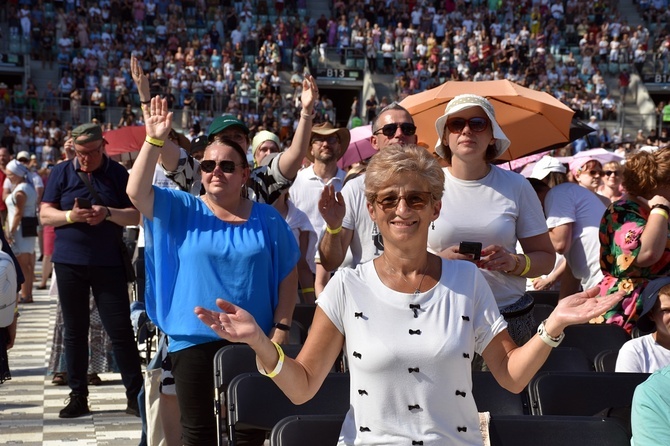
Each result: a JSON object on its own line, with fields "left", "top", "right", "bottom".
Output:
{"left": 0, "top": 0, "right": 669, "bottom": 167}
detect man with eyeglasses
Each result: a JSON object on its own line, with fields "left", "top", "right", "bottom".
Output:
{"left": 319, "top": 102, "right": 418, "bottom": 274}
{"left": 39, "top": 123, "right": 143, "bottom": 419}
{"left": 289, "top": 122, "right": 350, "bottom": 301}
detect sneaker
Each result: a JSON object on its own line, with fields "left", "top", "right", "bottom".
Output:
{"left": 125, "top": 397, "right": 140, "bottom": 417}
{"left": 59, "top": 393, "right": 91, "bottom": 418}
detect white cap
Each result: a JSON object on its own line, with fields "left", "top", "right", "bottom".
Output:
{"left": 530, "top": 156, "right": 567, "bottom": 180}
{"left": 435, "top": 94, "right": 511, "bottom": 160}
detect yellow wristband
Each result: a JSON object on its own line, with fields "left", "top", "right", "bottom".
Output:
{"left": 145, "top": 136, "right": 165, "bottom": 147}
{"left": 256, "top": 341, "right": 285, "bottom": 378}
{"left": 326, "top": 225, "right": 342, "bottom": 235}
{"left": 520, "top": 254, "right": 532, "bottom": 277}
{"left": 650, "top": 208, "right": 669, "bottom": 219}
{"left": 65, "top": 210, "right": 74, "bottom": 224}
{"left": 301, "top": 287, "right": 315, "bottom": 293}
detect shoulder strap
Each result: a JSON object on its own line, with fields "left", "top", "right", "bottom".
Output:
{"left": 77, "top": 171, "right": 104, "bottom": 205}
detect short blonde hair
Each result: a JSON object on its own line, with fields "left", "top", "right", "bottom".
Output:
{"left": 365, "top": 144, "right": 445, "bottom": 203}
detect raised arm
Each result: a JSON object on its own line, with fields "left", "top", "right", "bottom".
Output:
{"left": 636, "top": 195, "right": 670, "bottom": 267}
{"left": 483, "top": 287, "right": 624, "bottom": 393}
{"left": 126, "top": 96, "right": 173, "bottom": 219}
{"left": 317, "top": 184, "right": 353, "bottom": 271}
{"left": 276, "top": 75, "right": 317, "bottom": 180}
{"left": 131, "top": 55, "right": 182, "bottom": 172}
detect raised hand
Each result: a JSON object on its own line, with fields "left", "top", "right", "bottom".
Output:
{"left": 300, "top": 74, "right": 318, "bottom": 113}
{"left": 130, "top": 56, "right": 150, "bottom": 101}
{"left": 195, "top": 299, "right": 263, "bottom": 345}
{"left": 146, "top": 96, "right": 172, "bottom": 142}
{"left": 318, "top": 184, "right": 346, "bottom": 230}
{"left": 550, "top": 287, "right": 624, "bottom": 329}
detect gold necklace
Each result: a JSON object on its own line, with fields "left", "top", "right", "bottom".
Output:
{"left": 382, "top": 254, "right": 430, "bottom": 295}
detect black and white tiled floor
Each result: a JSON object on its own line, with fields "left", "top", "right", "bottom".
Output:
{"left": 1, "top": 283, "right": 143, "bottom": 445}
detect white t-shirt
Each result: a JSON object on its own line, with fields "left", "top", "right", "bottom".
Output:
{"left": 318, "top": 258, "right": 506, "bottom": 445}
{"left": 544, "top": 182, "right": 605, "bottom": 290}
{"left": 340, "top": 173, "right": 380, "bottom": 269}
{"left": 289, "top": 165, "right": 346, "bottom": 272}
{"left": 427, "top": 166, "right": 548, "bottom": 308}
{"left": 285, "top": 199, "right": 317, "bottom": 274}
{"left": 616, "top": 334, "right": 670, "bottom": 373}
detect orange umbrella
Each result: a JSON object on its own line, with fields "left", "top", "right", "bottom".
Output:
{"left": 399, "top": 80, "right": 575, "bottom": 162}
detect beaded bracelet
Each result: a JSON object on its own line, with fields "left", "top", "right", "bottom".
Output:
{"left": 256, "top": 341, "right": 285, "bottom": 378}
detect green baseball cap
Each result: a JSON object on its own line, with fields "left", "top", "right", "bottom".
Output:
{"left": 72, "top": 122, "right": 104, "bottom": 144}
{"left": 207, "top": 115, "right": 249, "bottom": 138}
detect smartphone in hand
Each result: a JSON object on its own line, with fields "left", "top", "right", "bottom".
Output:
{"left": 459, "top": 241, "right": 482, "bottom": 261}
{"left": 76, "top": 197, "right": 92, "bottom": 209}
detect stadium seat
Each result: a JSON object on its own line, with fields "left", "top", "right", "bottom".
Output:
{"left": 527, "top": 290, "right": 559, "bottom": 307}
{"left": 472, "top": 371, "right": 530, "bottom": 416}
{"left": 594, "top": 349, "right": 619, "bottom": 372}
{"left": 270, "top": 414, "right": 344, "bottom": 446}
{"left": 560, "top": 323, "right": 630, "bottom": 368}
{"left": 227, "top": 372, "right": 350, "bottom": 446}
{"left": 488, "top": 415, "right": 630, "bottom": 446}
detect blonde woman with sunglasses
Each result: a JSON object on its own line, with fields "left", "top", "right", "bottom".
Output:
{"left": 426, "top": 95, "right": 556, "bottom": 361}
{"left": 127, "top": 97, "right": 300, "bottom": 446}
{"left": 196, "top": 144, "right": 622, "bottom": 446}
{"left": 598, "top": 160, "right": 625, "bottom": 203}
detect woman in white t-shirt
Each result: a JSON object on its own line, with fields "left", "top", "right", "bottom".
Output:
{"left": 427, "top": 94, "right": 555, "bottom": 355}
{"left": 196, "top": 145, "right": 622, "bottom": 446}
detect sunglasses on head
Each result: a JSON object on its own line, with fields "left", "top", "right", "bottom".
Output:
{"left": 374, "top": 123, "right": 417, "bottom": 138}
{"left": 445, "top": 117, "right": 489, "bottom": 134}
{"left": 603, "top": 170, "right": 620, "bottom": 177}
{"left": 200, "top": 160, "right": 244, "bottom": 173}
{"left": 375, "top": 191, "right": 433, "bottom": 211}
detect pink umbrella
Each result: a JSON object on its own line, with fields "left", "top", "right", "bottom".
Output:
{"left": 338, "top": 125, "right": 377, "bottom": 170}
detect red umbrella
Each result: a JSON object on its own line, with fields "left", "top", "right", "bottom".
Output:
{"left": 103, "top": 126, "right": 146, "bottom": 156}
{"left": 337, "top": 125, "right": 377, "bottom": 170}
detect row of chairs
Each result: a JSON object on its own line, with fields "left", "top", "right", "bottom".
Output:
{"left": 226, "top": 369, "right": 642, "bottom": 445}
{"left": 269, "top": 414, "right": 631, "bottom": 446}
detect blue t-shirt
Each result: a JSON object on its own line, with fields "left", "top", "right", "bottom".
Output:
{"left": 41, "top": 157, "right": 133, "bottom": 266}
{"left": 144, "top": 187, "right": 300, "bottom": 352}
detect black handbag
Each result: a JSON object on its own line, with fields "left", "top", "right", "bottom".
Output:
{"left": 20, "top": 216, "right": 39, "bottom": 237}
{"left": 76, "top": 172, "right": 136, "bottom": 283}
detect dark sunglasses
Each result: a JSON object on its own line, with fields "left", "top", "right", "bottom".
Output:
{"left": 374, "top": 123, "right": 417, "bottom": 138}
{"left": 580, "top": 169, "right": 602, "bottom": 176}
{"left": 200, "top": 160, "right": 244, "bottom": 173}
{"left": 375, "top": 191, "right": 433, "bottom": 211}
{"left": 445, "top": 117, "right": 489, "bottom": 133}
{"left": 603, "top": 170, "right": 620, "bottom": 177}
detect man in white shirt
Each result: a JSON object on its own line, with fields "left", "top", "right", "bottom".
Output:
{"left": 617, "top": 277, "right": 670, "bottom": 373}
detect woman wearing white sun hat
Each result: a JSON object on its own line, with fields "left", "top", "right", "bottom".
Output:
{"left": 427, "top": 94, "right": 555, "bottom": 363}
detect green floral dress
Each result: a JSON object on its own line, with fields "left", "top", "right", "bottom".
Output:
{"left": 598, "top": 199, "right": 670, "bottom": 333}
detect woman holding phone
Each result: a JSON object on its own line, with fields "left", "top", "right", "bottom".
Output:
{"left": 426, "top": 95, "right": 555, "bottom": 360}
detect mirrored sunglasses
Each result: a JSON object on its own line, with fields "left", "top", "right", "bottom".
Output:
{"left": 200, "top": 160, "right": 244, "bottom": 173}
{"left": 445, "top": 117, "right": 489, "bottom": 134}
{"left": 374, "top": 123, "right": 417, "bottom": 138}
{"left": 375, "top": 191, "right": 433, "bottom": 211}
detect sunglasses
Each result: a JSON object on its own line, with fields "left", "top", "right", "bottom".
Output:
{"left": 445, "top": 117, "right": 489, "bottom": 133}
{"left": 374, "top": 123, "right": 417, "bottom": 138}
{"left": 580, "top": 169, "right": 602, "bottom": 176}
{"left": 375, "top": 191, "right": 433, "bottom": 211}
{"left": 312, "top": 135, "right": 339, "bottom": 145}
{"left": 603, "top": 170, "right": 620, "bottom": 177}
{"left": 200, "top": 160, "right": 245, "bottom": 173}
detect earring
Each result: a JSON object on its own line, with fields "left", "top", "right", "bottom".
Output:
{"left": 431, "top": 221, "right": 435, "bottom": 230}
